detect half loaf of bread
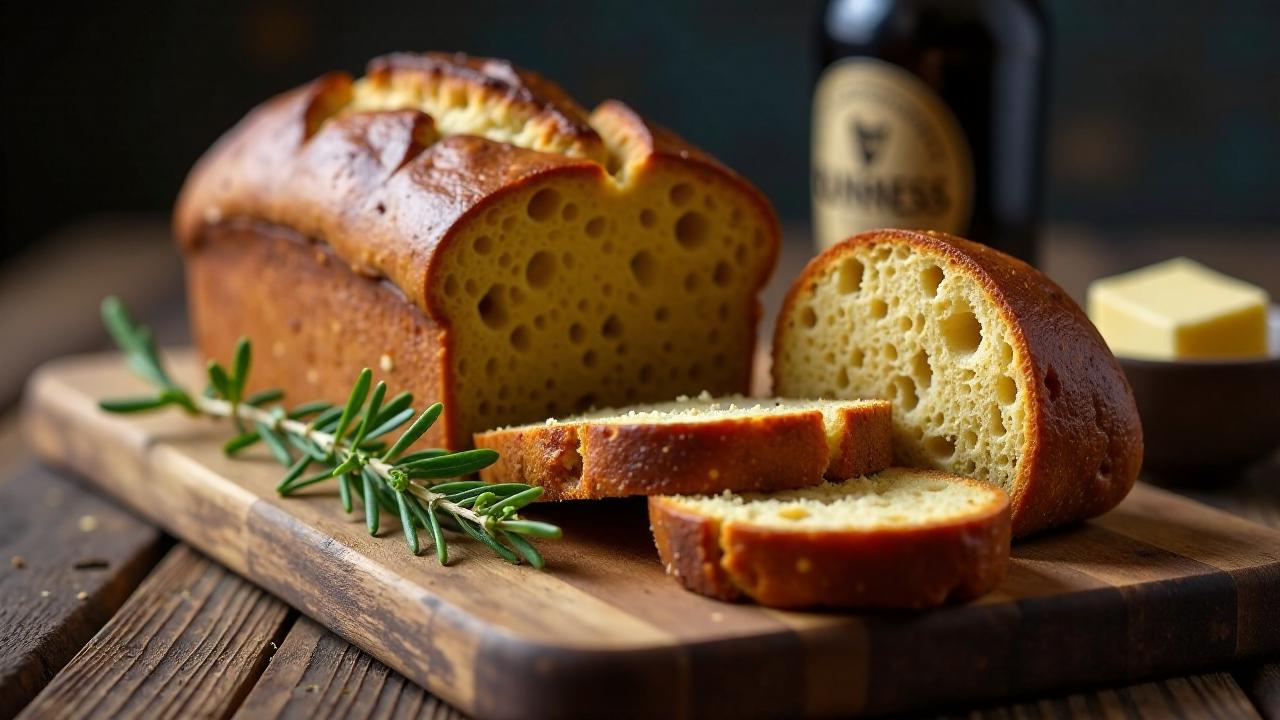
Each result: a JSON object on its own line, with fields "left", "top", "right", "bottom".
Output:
{"left": 474, "top": 394, "right": 892, "bottom": 499}
{"left": 649, "top": 468, "right": 1011, "bottom": 608}
{"left": 176, "top": 52, "right": 780, "bottom": 449}
{"left": 773, "top": 229, "right": 1142, "bottom": 536}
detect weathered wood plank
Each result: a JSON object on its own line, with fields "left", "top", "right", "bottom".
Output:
{"left": 236, "top": 617, "right": 466, "bottom": 720}
{"left": 17, "top": 545, "right": 292, "bottom": 720}
{"left": 0, "top": 459, "right": 166, "bottom": 719}
{"left": 954, "top": 672, "right": 1261, "bottom": 720}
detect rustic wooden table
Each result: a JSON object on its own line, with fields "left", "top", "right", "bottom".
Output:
{"left": 1, "top": 220, "right": 1277, "bottom": 719}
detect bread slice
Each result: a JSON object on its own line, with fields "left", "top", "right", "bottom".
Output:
{"left": 649, "top": 468, "right": 1011, "bottom": 608}
{"left": 176, "top": 52, "right": 779, "bottom": 450}
{"left": 773, "top": 229, "right": 1142, "bottom": 537}
{"left": 473, "top": 394, "right": 892, "bottom": 500}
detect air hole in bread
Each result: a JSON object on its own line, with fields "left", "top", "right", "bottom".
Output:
{"left": 639, "top": 208, "right": 657, "bottom": 228}
{"left": 527, "top": 188, "right": 560, "bottom": 221}
{"left": 897, "top": 316, "right": 912, "bottom": 332}
{"left": 526, "top": 251, "right": 556, "bottom": 288}
{"left": 675, "top": 211, "right": 709, "bottom": 248}
{"left": 630, "top": 251, "right": 657, "bottom": 286}
{"left": 925, "top": 435, "right": 956, "bottom": 459}
{"left": 713, "top": 262, "right": 733, "bottom": 287}
{"left": 561, "top": 203, "right": 579, "bottom": 221}
{"left": 684, "top": 273, "right": 701, "bottom": 292}
{"left": 602, "top": 314, "right": 623, "bottom": 339}
{"left": 478, "top": 285, "right": 509, "bottom": 329}
{"left": 997, "top": 375, "right": 1017, "bottom": 405}
{"left": 989, "top": 405, "right": 1006, "bottom": 436}
{"left": 920, "top": 264, "right": 944, "bottom": 297}
{"left": 870, "top": 298, "right": 888, "bottom": 319}
{"left": 884, "top": 344, "right": 898, "bottom": 361}
{"left": 800, "top": 306, "right": 818, "bottom": 328}
{"left": 910, "top": 350, "right": 932, "bottom": 388}
{"left": 669, "top": 183, "right": 695, "bottom": 206}
{"left": 583, "top": 349, "right": 598, "bottom": 368}
{"left": 473, "top": 235, "right": 493, "bottom": 255}
{"left": 510, "top": 325, "right": 531, "bottom": 351}
{"left": 584, "top": 217, "right": 606, "bottom": 238}
{"left": 892, "top": 375, "right": 918, "bottom": 410}
{"left": 999, "top": 341, "right": 1014, "bottom": 366}
{"left": 836, "top": 367, "right": 850, "bottom": 389}
{"left": 851, "top": 348, "right": 865, "bottom": 367}
{"left": 443, "top": 274, "right": 459, "bottom": 298}
{"left": 837, "top": 257, "right": 864, "bottom": 294}
{"left": 941, "top": 301, "right": 982, "bottom": 353}
{"left": 654, "top": 306, "right": 670, "bottom": 323}
{"left": 568, "top": 322, "right": 586, "bottom": 343}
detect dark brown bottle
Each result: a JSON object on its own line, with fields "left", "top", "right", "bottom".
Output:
{"left": 812, "top": 0, "right": 1048, "bottom": 264}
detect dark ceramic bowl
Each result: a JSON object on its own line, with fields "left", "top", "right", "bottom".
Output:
{"left": 1118, "top": 306, "right": 1280, "bottom": 475}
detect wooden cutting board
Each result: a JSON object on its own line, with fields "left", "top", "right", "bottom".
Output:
{"left": 24, "top": 352, "right": 1280, "bottom": 720}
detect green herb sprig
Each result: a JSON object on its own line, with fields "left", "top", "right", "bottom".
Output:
{"left": 97, "top": 296, "right": 562, "bottom": 568}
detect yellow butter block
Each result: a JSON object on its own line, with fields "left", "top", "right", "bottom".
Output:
{"left": 1087, "top": 257, "right": 1270, "bottom": 360}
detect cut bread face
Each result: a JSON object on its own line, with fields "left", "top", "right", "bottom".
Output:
{"left": 773, "top": 229, "right": 1143, "bottom": 536}
{"left": 474, "top": 394, "right": 892, "bottom": 500}
{"left": 436, "top": 168, "right": 773, "bottom": 445}
{"left": 649, "top": 468, "right": 1011, "bottom": 609}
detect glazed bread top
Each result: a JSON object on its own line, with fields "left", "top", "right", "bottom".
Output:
{"left": 175, "top": 52, "right": 777, "bottom": 318}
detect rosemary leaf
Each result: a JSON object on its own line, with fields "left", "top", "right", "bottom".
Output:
{"left": 283, "top": 468, "right": 341, "bottom": 494}
{"left": 101, "top": 297, "right": 173, "bottom": 388}
{"left": 399, "top": 448, "right": 498, "bottom": 479}
{"left": 443, "top": 483, "right": 530, "bottom": 502}
{"left": 447, "top": 510, "right": 519, "bottom": 564}
{"left": 429, "top": 480, "right": 487, "bottom": 494}
{"left": 373, "top": 391, "right": 413, "bottom": 427}
{"left": 362, "top": 471, "right": 379, "bottom": 535}
{"left": 286, "top": 433, "right": 328, "bottom": 461}
{"left": 496, "top": 520, "right": 563, "bottom": 538}
{"left": 363, "top": 408, "right": 415, "bottom": 442}
{"left": 207, "top": 360, "right": 232, "bottom": 399}
{"left": 245, "top": 388, "right": 284, "bottom": 406}
{"left": 339, "top": 473, "right": 354, "bottom": 513}
{"left": 223, "top": 430, "right": 261, "bottom": 456}
{"left": 482, "top": 487, "right": 543, "bottom": 516}
{"left": 382, "top": 402, "right": 443, "bottom": 462}
{"left": 498, "top": 530, "right": 545, "bottom": 570}
{"left": 288, "top": 400, "right": 332, "bottom": 419}
{"left": 394, "top": 449, "right": 450, "bottom": 465}
{"left": 351, "top": 381, "right": 386, "bottom": 448}
{"left": 426, "top": 504, "right": 448, "bottom": 565}
{"left": 99, "top": 395, "right": 171, "bottom": 413}
{"left": 230, "top": 337, "right": 251, "bottom": 403}
{"left": 395, "top": 491, "right": 420, "bottom": 555}
{"left": 253, "top": 420, "right": 293, "bottom": 466}
{"left": 362, "top": 468, "right": 398, "bottom": 514}
{"left": 331, "top": 368, "right": 373, "bottom": 450}
{"left": 275, "top": 455, "right": 312, "bottom": 494}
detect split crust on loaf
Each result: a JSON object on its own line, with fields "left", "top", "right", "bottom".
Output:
{"left": 473, "top": 395, "right": 892, "bottom": 500}
{"left": 649, "top": 468, "right": 1011, "bottom": 608}
{"left": 176, "top": 52, "right": 780, "bottom": 449}
{"left": 773, "top": 229, "right": 1142, "bottom": 536}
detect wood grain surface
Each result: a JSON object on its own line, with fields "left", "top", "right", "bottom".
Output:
{"left": 17, "top": 545, "right": 292, "bottom": 720}
{"left": 236, "top": 616, "right": 463, "bottom": 720}
{"left": 0, "top": 459, "right": 167, "bottom": 718}
{"left": 22, "top": 352, "right": 1280, "bottom": 720}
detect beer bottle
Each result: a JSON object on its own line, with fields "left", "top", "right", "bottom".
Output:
{"left": 812, "top": 0, "right": 1048, "bottom": 263}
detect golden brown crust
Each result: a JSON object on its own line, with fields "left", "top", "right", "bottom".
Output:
{"left": 648, "top": 471, "right": 1011, "bottom": 609}
{"left": 773, "top": 229, "right": 1143, "bottom": 536}
{"left": 174, "top": 53, "right": 780, "bottom": 449}
{"left": 187, "top": 220, "right": 454, "bottom": 448}
{"left": 473, "top": 402, "right": 892, "bottom": 500}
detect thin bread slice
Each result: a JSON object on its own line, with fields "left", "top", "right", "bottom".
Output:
{"left": 473, "top": 394, "right": 892, "bottom": 499}
{"left": 649, "top": 468, "right": 1011, "bottom": 609}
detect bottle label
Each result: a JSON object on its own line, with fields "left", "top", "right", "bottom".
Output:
{"left": 811, "top": 57, "right": 973, "bottom": 250}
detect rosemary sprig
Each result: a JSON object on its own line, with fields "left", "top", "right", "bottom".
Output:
{"left": 95, "top": 296, "right": 561, "bottom": 567}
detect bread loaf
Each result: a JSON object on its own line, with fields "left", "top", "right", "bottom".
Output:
{"left": 176, "top": 53, "right": 780, "bottom": 449}
{"left": 649, "top": 468, "right": 1011, "bottom": 608}
{"left": 474, "top": 394, "right": 892, "bottom": 500}
{"left": 773, "top": 229, "right": 1142, "bottom": 536}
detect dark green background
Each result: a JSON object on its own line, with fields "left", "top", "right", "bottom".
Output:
{"left": 3, "top": 1, "right": 1277, "bottom": 256}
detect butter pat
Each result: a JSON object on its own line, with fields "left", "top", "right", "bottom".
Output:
{"left": 1087, "top": 258, "right": 1270, "bottom": 360}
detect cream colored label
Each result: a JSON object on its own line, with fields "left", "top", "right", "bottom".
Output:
{"left": 811, "top": 58, "right": 973, "bottom": 250}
